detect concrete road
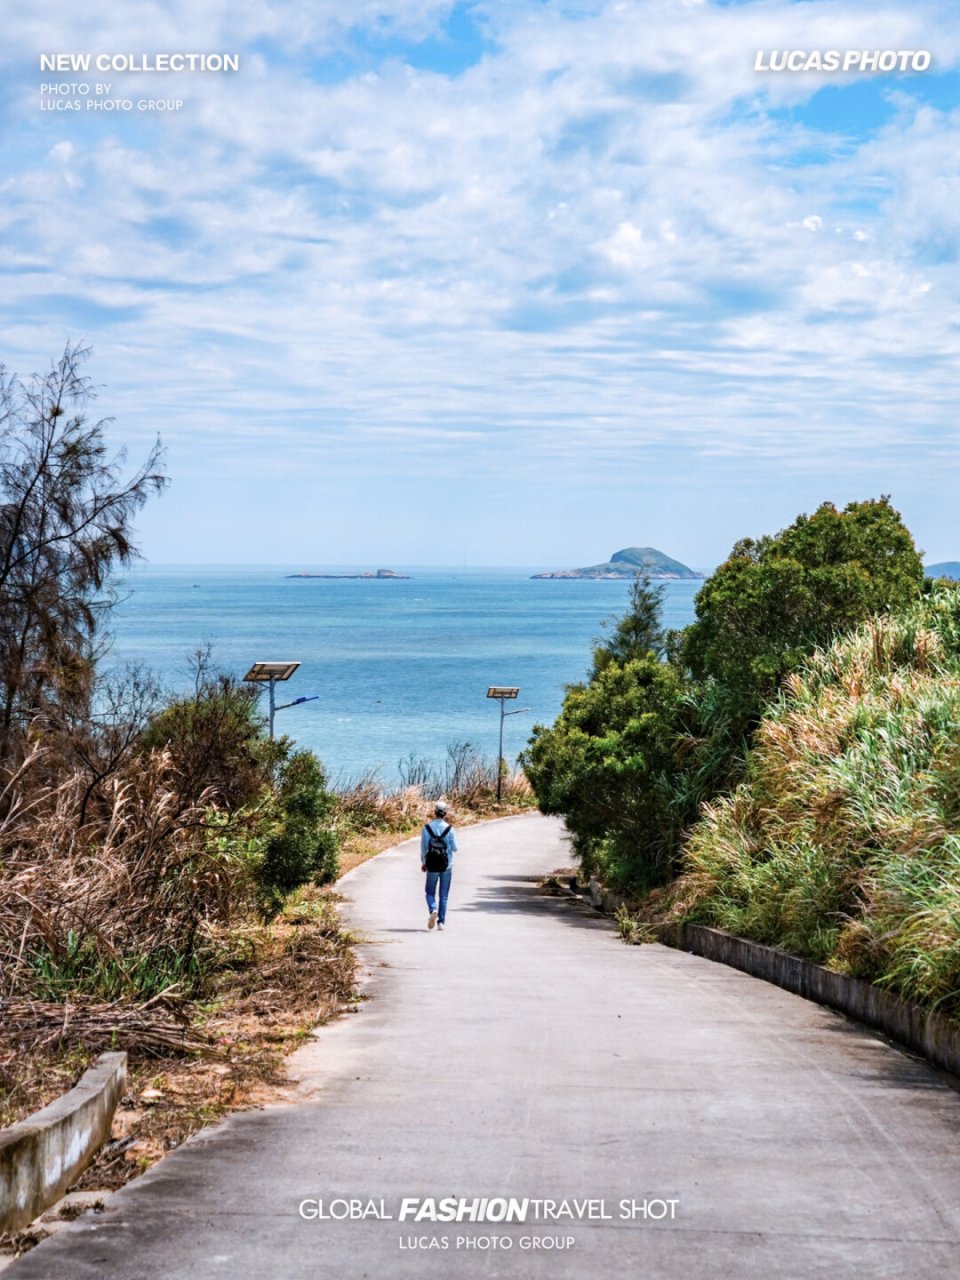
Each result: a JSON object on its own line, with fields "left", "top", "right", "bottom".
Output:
{"left": 12, "top": 812, "right": 960, "bottom": 1279}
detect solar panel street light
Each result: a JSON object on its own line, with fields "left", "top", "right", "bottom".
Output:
{"left": 243, "top": 661, "right": 303, "bottom": 739}
{"left": 243, "top": 661, "right": 300, "bottom": 683}
{"left": 486, "top": 687, "right": 530, "bottom": 801}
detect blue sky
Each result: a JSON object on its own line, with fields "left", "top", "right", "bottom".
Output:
{"left": 2, "top": 0, "right": 959, "bottom": 568}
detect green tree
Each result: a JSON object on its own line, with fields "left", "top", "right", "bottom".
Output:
{"left": 683, "top": 497, "right": 923, "bottom": 724}
{"left": 0, "top": 344, "right": 166, "bottom": 764}
{"left": 591, "top": 575, "right": 667, "bottom": 674}
{"left": 523, "top": 580, "right": 687, "bottom": 888}
{"left": 524, "top": 656, "right": 686, "bottom": 888}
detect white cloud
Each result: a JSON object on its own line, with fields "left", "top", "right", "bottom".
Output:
{"left": 1, "top": 0, "right": 959, "bottom": 541}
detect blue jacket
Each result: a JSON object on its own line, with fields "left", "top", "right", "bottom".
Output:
{"left": 421, "top": 818, "right": 458, "bottom": 869}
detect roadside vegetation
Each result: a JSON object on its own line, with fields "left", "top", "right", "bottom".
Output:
{"left": 0, "top": 346, "right": 357, "bottom": 1198}
{"left": 524, "top": 497, "right": 960, "bottom": 1022}
{"left": 0, "top": 347, "right": 532, "bottom": 1260}
{"left": 676, "top": 588, "right": 960, "bottom": 1014}
{"left": 525, "top": 496, "right": 925, "bottom": 888}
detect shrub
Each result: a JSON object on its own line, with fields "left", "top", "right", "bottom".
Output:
{"left": 524, "top": 653, "right": 687, "bottom": 888}
{"left": 257, "top": 750, "right": 340, "bottom": 911}
{"left": 139, "top": 661, "right": 271, "bottom": 812}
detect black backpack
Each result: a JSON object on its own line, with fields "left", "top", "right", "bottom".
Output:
{"left": 424, "top": 823, "right": 452, "bottom": 872}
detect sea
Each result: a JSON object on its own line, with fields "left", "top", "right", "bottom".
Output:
{"left": 108, "top": 566, "right": 702, "bottom": 784}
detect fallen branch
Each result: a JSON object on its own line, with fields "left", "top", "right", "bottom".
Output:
{"left": 0, "top": 996, "right": 216, "bottom": 1058}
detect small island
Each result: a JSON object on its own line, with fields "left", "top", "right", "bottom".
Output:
{"left": 532, "top": 546, "right": 703, "bottom": 580}
{"left": 286, "top": 568, "right": 411, "bottom": 580}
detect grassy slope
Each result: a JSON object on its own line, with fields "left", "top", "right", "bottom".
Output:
{"left": 671, "top": 587, "right": 960, "bottom": 1016}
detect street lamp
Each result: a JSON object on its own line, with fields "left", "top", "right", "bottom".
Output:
{"left": 486, "top": 687, "right": 530, "bottom": 802}
{"left": 243, "top": 661, "right": 318, "bottom": 739}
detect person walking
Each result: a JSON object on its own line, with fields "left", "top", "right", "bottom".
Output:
{"left": 421, "top": 802, "right": 457, "bottom": 931}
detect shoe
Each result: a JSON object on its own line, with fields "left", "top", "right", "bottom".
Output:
{"left": 428, "top": 910, "right": 438, "bottom": 930}
{"left": 437, "top": 922, "right": 445, "bottom": 931}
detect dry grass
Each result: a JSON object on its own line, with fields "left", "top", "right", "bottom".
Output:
{"left": 0, "top": 745, "right": 261, "bottom": 1005}
{"left": 333, "top": 760, "right": 534, "bottom": 877}
{"left": 334, "top": 774, "right": 428, "bottom": 831}
{"left": 1, "top": 743, "right": 536, "bottom": 1258}
{"left": 0, "top": 884, "right": 356, "bottom": 1277}
{"left": 0, "top": 887, "right": 355, "bottom": 1121}
{"left": 0, "top": 998, "right": 211, "bottom": 1068}
{"left": 336, "top": 741, "right": 533, "bottom": 817}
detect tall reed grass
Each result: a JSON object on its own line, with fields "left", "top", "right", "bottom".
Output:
{"left": 0, "top": 746, "right": 260, "bottom": 1001}
{"left": 675, "top": 587, "right": 960, "bottom": 1015}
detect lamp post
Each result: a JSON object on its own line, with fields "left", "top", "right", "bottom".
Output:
{"left": 486, "top": 686, "right": 530, "bottom": 802}
{"left": 243, "top": 661, "right": 318, "bottom": 739}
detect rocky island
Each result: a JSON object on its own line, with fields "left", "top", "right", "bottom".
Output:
{"left": 286, "top": 568, "right": 410, "bottom": 579}
{"left": 532, "top": 546, "right": 703, "bottom": 580}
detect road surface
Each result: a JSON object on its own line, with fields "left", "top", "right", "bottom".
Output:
{"left": 11, "top": 813, "right": 960, "bottom": 1278}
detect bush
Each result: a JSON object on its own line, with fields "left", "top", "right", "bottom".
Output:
{"left": 257, "top": 750, "right": 340, "bottom": 912}
{"left": 524, "top": 652, "right": 687, "bottom": 888}
{"left": 139, "top": 660, "right": 271, "bottom": 812}
{"left": 140, "top": 658, "right": 343, "bottom": 915}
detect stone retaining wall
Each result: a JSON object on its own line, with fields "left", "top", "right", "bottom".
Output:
{"left": 0, "top": 1051, "right": 127, "bottom": 1234}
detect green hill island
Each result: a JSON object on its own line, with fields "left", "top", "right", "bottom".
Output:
{"left": 531, "top": 546, "right": 703, "bottom": 580}
{"left": 926, "top": 562, "right": 960, "bottom": 581}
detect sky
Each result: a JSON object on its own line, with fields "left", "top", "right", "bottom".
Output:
{"left": 2, "top": 1, "right": 959, "bottom": 569}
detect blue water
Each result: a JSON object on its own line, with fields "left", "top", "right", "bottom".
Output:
{"left": 108, "top": 567, "right": 700, "bottom": 782}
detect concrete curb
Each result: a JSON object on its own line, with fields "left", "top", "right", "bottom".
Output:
{"left": 584, "top": 878, "right": 960, "bottom": 1080}
{"left": 0, "top": 1051, "right": 127, "bottom": 1235}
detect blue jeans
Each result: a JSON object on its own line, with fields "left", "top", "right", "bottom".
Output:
{"left": 425, "top": 869, "right": 452, "bottom": 924}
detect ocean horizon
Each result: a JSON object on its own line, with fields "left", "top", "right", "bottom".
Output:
{"left": 109, "top": 564, "right": 704, "bottom": 783}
